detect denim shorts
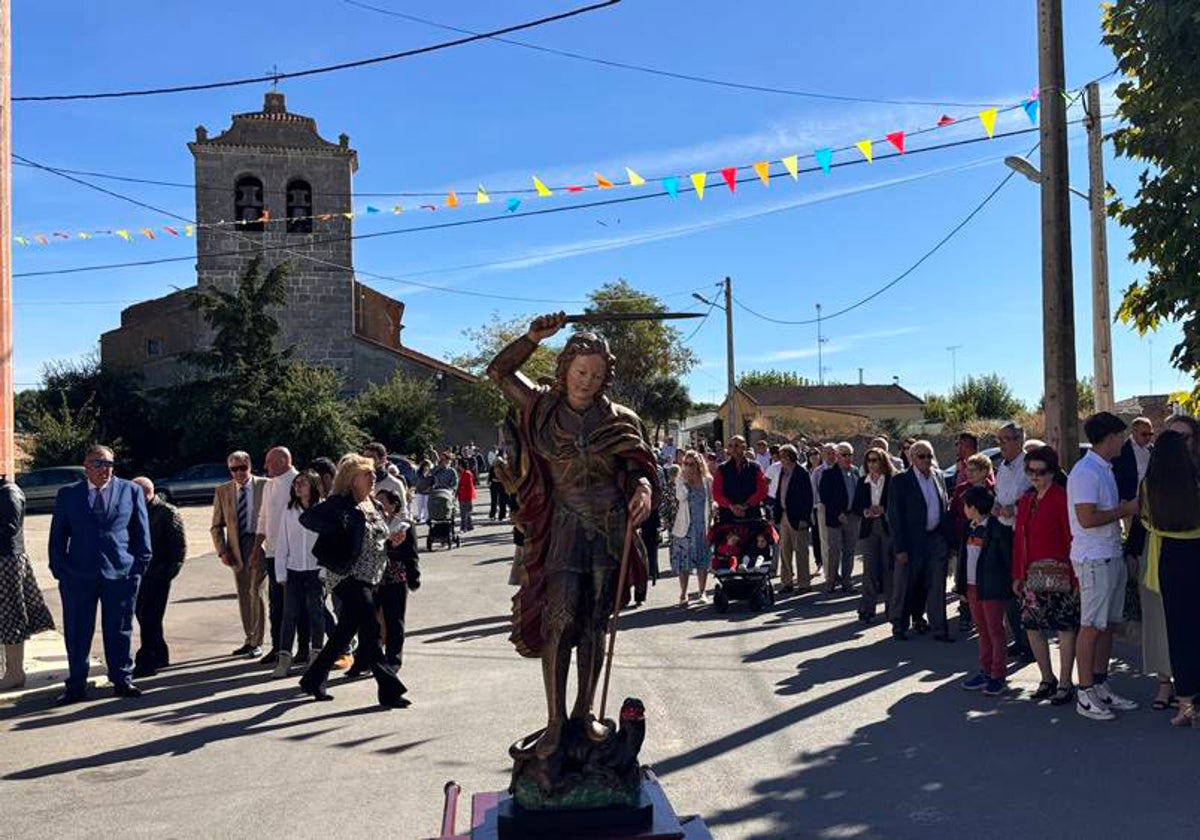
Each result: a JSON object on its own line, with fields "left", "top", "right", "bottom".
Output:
{"left": 1072, "top": 556, "right": 1126, "bottom": 630}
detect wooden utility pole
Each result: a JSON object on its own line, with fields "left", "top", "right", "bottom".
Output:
{"left": 723, "top": 276, "right": 737, "bottom": 441}
{"left": 1037, "top": 0, "right": 1081, "bottom": 464}
{"left": 1086, "top": 81, "right": 1115, "bottom": 412}
{"left": 0, "top": 0, "right": 13, "bottom": 479}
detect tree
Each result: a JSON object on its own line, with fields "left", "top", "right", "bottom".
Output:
{"left": 254, "top": 364, "right": 363, "bottom": 465}
{"left": 24, "top": 391, "right": 101, "bottom": 469}
{"left": 925, "top": 373, "right": 1023, "bottom": 424}
{"left": 639, "top": 376, "right": 691, "bottom": 440}
{"left": 451, "top": 313, "right": 560, "bottom": 425}
{"left": 353, "top": 372, "right": 442, "bottom": 458}
{"left": 1104, "top": 2, "right": 1200, "bottom": 404}
{"left": 575, "top": 280, "right": 698, "bottom": 412}
{"left": 738, "top": 369, "right": 809, "bottom": 389}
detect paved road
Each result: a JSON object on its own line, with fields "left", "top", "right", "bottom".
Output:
{"left": 3, "top": 492, "right": 1198, "bottom": 839}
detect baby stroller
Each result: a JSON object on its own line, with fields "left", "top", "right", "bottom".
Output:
{"left": 426, "top": 488, "right": 460, "bottom": 552}
{"left": 708, "top": 516, "right": 778, "bottom": 613}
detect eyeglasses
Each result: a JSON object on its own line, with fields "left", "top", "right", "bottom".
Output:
{"left": 1025, "top": 467, "right": 1051, "bottom": 477}
{"left": 89, "top": 459, "right": 115, "bottom": 468}
{"left": 229, "top": 465, "right": 249, "bottom": 473}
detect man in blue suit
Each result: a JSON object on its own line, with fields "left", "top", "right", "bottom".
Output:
{"left": 48, "top": 444, "right": 152, "bottom": 705}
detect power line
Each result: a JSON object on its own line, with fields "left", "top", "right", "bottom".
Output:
{"left": 732, "top": 140, "right": 1041, "bottom": 328}
{"left": 341, "top": 0, "right": 1004, "bottom": 109}
{"left": 14, "top": 121, "right": 1065, "bottom": 281}
{"left": 13, "top": 0, "right": 620, "bottom": 102}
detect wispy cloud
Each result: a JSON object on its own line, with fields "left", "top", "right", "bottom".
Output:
{"left": 752, "top": 327, "right": 918, "bottom": 363}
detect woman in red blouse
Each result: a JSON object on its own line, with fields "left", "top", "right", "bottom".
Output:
{"left": 1013, "top": 445, "right": 1079, "bottom": 706}
{"left": 456, "top": 462, "right": 477, "bottom": 532}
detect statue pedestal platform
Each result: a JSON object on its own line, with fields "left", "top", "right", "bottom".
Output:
{"left": 430, "top": 769, "right": 711, "bottom": 840}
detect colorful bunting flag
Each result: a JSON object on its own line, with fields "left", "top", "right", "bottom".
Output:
{"left": 595, "top": 173, "right": 614, "bottom": 189}
{"left": 566, "top": 185, "right": 585, "bottom": 193}
{"left": 15, "top": 236, "right": 27, "bottom": 246}
{"left": 979, "top": 108, "right": 998, "bottom": 138}
{"left": 420, "top": 205, "right": 437, "bottom": 211}
{"left": 626, "top": 167, "right": 646, "bottom": 187}
{"left": 721, "top": 167, "right": 738, "bottom": 192}
{"left": 116, "top": 230, "right": 131, "bottom": 242}
{"left": 392, "top": 205, "right": 403, "bottom": 214}
{"left": 937, "top": 114, "right": 956, "bottom": 126}
{"left": 476, "top": 185, "right": 490, "bottom": 204}
{"left": 781, "top": 155, "right": 799, "bottom": 180}
{"left": 343, "top": 212, "right": 355, "bottom": 220}
{"left": 1022, "top": 98, "right": 1039, "bottom": 124}
{"left": 752, "top": 161, "right": 771, "bottom": 186}
{"left": 53, "top": 232, "right": 69, "bottom": 239}
{"left": 690, "top": 172, "right": 707, "bottom": 200}
{"left": 446, "top": 191, "right": 460, "bottom": 208}
{"left": 886, "top": 131, "right": 905, "bottom": 154}
{"left": 185, "top": 225, "right": 194, "bottom": 237}
{"left": 78, "top": 232, "right": 90, "bottom": 240}
{"left": 34, "top": 234, "right": 48, "bottom": 245}
{"left": 815, "top": 148, "right": 833, "bottom": 174}
{"left": 140, "top": 228, "right": 156, "bottom": 239}
{"left": 533, "top": 176, "right": 552, "bottom": 197}
{"left": 506, "top": 197, "right": 521, "bottom": 213}
{"left": 662, "top": 176, "right": 679, "bottom": 199}
{"left": 164, "top": 226, "right": 179, "bottom": 236}
{"left": 855, "top": 140, "right": 874, "bottom": 163}
{"left": 366, "top": 206, "right": 380, "bottom": 214}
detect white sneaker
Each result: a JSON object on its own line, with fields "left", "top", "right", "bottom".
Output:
{"left": 1076, "top": 687, "right": 1116, "bottom": 721}
{"left": 697, "top": 593, "right": 709, "bottom": 605}
{"left": 1093, "top": 682, "right": 1139, "bottom": 711}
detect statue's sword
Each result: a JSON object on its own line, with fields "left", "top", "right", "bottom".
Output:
{"left": 563, "top": 312, "right": 704, "bottom": 324}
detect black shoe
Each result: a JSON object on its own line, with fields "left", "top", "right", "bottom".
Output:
{"left": 293, "top": 650, "right": 311, "bottom": 666}
{"left": 780, "top": 584, "right": 795, "bottom": 595}
{"left": 958, "top": 615, "right": 973, "bottom": 631}
{"left": 231, "top": 645, "right": 255, "bottom": 656}
{"left": 112, "top": 682, "right": 144, "bottom": 698}
{"left": 53, "top": 689, "right": 86, "bottom": 707}
{"left": 384, "top": 656, "right": 402, "bottom": 669}
{"left": 346, "top": 662, "right": 369, "bottom": 679}
{"left": 379, "top": 694, "right": 411, "bottom": 709}
{"left": 932, "top": 633, "right": 955, "bottom": 643}
{"left": 258, "top": 650, "right": 278, "bottom": 665}
{"left": 891, "top": 628, "right": 908, "bottom": 641}
{"left": 299, "top": 678, "right": 333, "bottom": 702}
{"left": 131, "top": 664, "right": 157, "bottom": 679}
{"left": 912, "top": 619, "right": 931, "bottom": 635}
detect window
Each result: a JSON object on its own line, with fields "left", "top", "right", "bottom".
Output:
{"left": 286, "top": 179, "right": 313, "bottom": 234}
{"left": 146, "top": 338, "right": 163, "bottom": 357}
{"left": 235, "top": 175, "right": 265, "bottom": 232}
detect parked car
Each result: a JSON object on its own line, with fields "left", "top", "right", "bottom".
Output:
{"left": 15, "top": 466, "right": 87, "bottom": 513}
{"left": 155, "top": 463, "right": 231, "bottom": 505}
{"left": 942, "top": 443, "right": 1092, "bottom": 484}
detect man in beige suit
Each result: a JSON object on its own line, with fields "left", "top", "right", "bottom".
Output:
{"left": 210, "top": 450, "right": 268, "bottom": 657}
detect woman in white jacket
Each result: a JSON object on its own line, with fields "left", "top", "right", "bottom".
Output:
{"left": 272, "top": 471, "right": 325, "bottom": 678}
{"left": 670, "top": 450, "right": 714, "bottom": 606}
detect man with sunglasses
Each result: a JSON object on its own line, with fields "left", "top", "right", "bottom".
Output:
{"left": 887, "top": 440, "right": 955, "bottom": 641}
{"left": 211, "top": 451, "right": 269, "bottom": 657}
{"left": 48, "top": 444, "right": 152, "bottom": 705}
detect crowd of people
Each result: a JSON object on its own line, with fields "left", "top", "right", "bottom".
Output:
{"left": 654, "top": 411, "right": 1200, "bottom": 725}
{"left": 2, "top": 411, "right": 1199, "bottom": 730}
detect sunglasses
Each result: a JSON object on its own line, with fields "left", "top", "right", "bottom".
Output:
{"left": 90, "top": 459, "right": 115, "bottom": 468}
{"left": 1025, "top": 467, "right": 1051, "bottom": 477}
{"left": 229, "top": 465, "right": 249, "bottom": 473}
{"left": 912, "top": 453, "right": 933, "bottom": 461}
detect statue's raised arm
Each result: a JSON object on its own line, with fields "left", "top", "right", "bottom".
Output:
{"left": 485, "top": 311, "right": 567, "bottom": 409}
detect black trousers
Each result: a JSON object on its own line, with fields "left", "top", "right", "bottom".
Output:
{"left": 280, "top": 570, "right": 325, "bottom": 656}
{"left": 265, "top": 560, "right": 283, "bottom": 652}
{"left": 303, "top": 578, "right": 405, "bottom": 701}
{"left": 489, "top": 485, "right": 508, "bottom": 520}
{"left": 134, "top": 577, "right": 172, "bottom": 670}
{"left": 376, "top": 582, "right": 408, "bottom": 665}
{"left": 1159, "top": 537, "right": 1200, "bottom": 697}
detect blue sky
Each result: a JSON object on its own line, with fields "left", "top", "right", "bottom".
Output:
{"left": 11, "top": 0, "right": 1190, "bottom": 406}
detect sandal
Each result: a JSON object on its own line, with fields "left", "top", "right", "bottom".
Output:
{"left": 1152, "top": 694, "right": 1178, "bottom": 711}
{"left": 1049, "top": 684, "right": 1076, "bottom": 706}
{"left": 1169, "top": 702, "right": 1195, "bottom": 728}
{"left": 1031, "top": 678, "right": 1058, "bottom": 701}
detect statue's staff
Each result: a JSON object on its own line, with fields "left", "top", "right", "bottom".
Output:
{"left": 599, "top": 520, "right": 637, "bottom": 722}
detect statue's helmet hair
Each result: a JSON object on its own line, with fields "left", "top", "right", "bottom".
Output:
{"left": 555, "top": 331, "right": 617, "bottom": 393}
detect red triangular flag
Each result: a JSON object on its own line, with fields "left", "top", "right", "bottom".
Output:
{"left": 937, "top": 114, "right": 956, "bottom": 127}
{"left": 721, "top": 167, "right": 737, "bottom": 192}
{"left": 886, "top": 131, "right": 905, "bottom": 154}
{"left": 566, "top": 185, "right": 585, "bottom": 193}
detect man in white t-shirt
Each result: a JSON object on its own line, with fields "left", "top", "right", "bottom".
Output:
{"left": 1068, "top": 412, "right": 1141, "bottom": 721}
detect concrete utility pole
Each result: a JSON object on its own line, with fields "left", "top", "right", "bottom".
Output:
{"left": 1038, "top": 0, "right": 1081, "bottom": 465}
{"left": 0, "top": 0, "right": 13, "bottom": 480}
{"left": 1086, "top": 81, "right": 1115, "bottom": 412}
{"left": 815, "top": 303, "right": 826, "bottom": 386}
{"left": 723, "top": 276, "right": 736, "bottom": 441}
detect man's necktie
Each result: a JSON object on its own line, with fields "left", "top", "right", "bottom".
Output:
{"left": 237, "top": 486, "right": 249, "bottom": 536}
{"left": 92, "top": 488, "right": 107, "bottom": 523}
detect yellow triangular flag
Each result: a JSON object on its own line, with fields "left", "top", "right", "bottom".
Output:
{"left": 533, "top": 176, "right": 552, "bottom": 197}
{"left": 752, "top": 161, "right": 771, "bottom": 186}
{"left": 476, "top": 185, "right": 490, "bottom": 204}
{"left": 446, "top": 190, "right": 460, "bottom": 208}
{"left": 855, "top": 140, "right": 874, "bottom": 163}
{"left": 117, "top": 229, "right": 131, "bottom": 241}
{"left": 184, "top": 225, "right": 194, "bottom": 237}
{"left": 625, "top": 167, "right": 646, "bottom": 186}
{"left": 392, "top": 205, "right": 403, "bottom": 214}
{"left": 979, "top": 108, "right": 998, "bottom": 138}
{"left": 78, "top": 232, "right": 90, "bottom": 240}
{"left": 690, "top": 172, "right": 707, "bottom": 200}
{"left": 781, "top": 155, "right": 799, "bottom": 181}
{"left": 595, "top": 173, "right": 614, "bottom": 189}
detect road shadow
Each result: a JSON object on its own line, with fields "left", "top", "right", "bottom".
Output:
{"left": 172, "top": 593, "right": 238, "bottom": 604}
{"left": 407, "top": 615, "right": 511, "bottom": 639}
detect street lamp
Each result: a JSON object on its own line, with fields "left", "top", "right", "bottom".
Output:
{"left": 1003, "top": 83, "right": 1115, "bottom": 413}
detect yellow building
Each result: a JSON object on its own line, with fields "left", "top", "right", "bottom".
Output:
{"left": 719, "top": 384, "right": 924, "bottom": 438}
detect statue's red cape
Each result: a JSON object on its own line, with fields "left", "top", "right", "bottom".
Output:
{"left": 509, "top": 389, "right": 660, "bottom": 658}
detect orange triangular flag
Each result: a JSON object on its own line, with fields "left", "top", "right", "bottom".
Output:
{"left": 690, "top": 172, "right": 707, "bottom": 200}
{"left": 595, "top": 173, "right": 614, "bottom": 189}
{"left": 886, "top": 131, "right": 905, "bottom": 153}
{"left": 752, "top": 161, "right": 770, "bottom": 186}
{"left": 855, "top": 140, "right": 874, "bottom": 163}
{"left": 781, "top": 155, "right": 799, "bottom": 180}
{"left": 446, "top": 190, "right": 460, "bottom": 208}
